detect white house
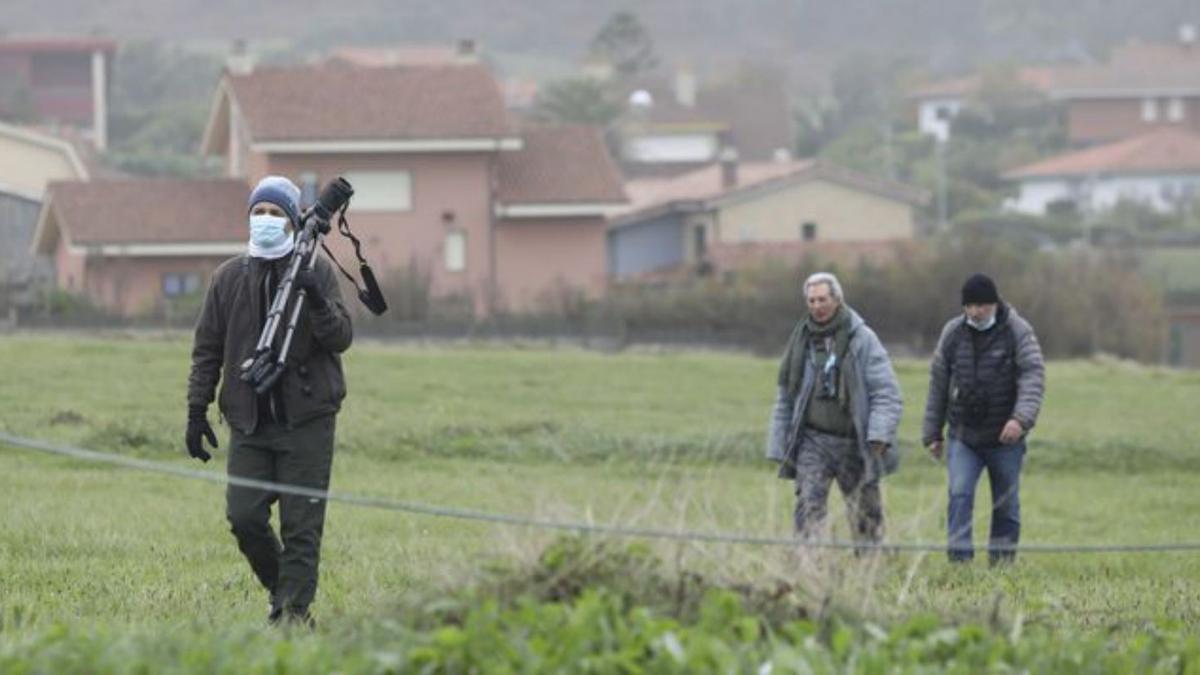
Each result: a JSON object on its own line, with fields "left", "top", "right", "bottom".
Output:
{"left": 1003, "top": 128, "right": 1200, "bottom": 215}
{"left": 909, "top": 67, "right": 1056, "bottom": 142}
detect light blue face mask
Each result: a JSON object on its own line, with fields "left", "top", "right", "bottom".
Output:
{"left": 249, "top": 214, "right": 290, "bottom": 248}
{"left": 967, "top": 314, "right": 996, "bottom": 331}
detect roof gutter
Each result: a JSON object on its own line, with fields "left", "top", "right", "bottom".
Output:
{"left": 495, "top": 202, "right": 628, "bottom": 218}
{"left": 251, "top": 137, "right": 524, "bottom": 154}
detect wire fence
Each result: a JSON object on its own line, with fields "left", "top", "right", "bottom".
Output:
{"left": 3, "top": 429, "right": 1199, "bottom": 555}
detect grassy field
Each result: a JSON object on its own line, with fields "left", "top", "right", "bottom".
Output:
{"left": 1, "top": 334, "right": 1199, "bottom": 672}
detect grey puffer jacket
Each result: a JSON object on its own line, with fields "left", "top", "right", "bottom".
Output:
{"left": 766, "top": 308, "right": 904, "bottom": 481}
{"left": 922, "top": 304, "right": 1045, "bottom": 447}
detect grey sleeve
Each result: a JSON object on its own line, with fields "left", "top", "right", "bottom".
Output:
{"left": 766, "top": 386, "right": 794, "bottom": 463}
{"left": 863, "top": 330, "right": 903, "bottom": 446}
{"left": 922, "top": 321, "right": 956, "bottom": 445}
{"left": 1011, "top": 323, "right": 1046, "bottom": 431}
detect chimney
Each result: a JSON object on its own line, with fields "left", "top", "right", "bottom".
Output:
{"left": 719, "top": 146, "right": 739, "bottom": 189}
{"left": 90, "top": 47, "right": 108, "bottom": 151}
{"left": 674, "top": 65, "right": 696, "bottom": 108}
{"left": 226, "top": 38, "right": 255, "bottom": 75}
{"left": 456, "top": 38, "right": 478, "bottom": 62}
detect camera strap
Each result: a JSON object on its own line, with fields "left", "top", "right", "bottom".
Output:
{"left": 319, "top": 208, "right": 389, "bottom": 315}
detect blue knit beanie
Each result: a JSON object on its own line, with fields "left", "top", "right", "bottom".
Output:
{"left": 247, "top": 176, "right": 302, "bottom": 226}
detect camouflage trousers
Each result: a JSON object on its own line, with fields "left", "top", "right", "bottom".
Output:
{"left": 792, "top": 427, "right": 884, "bottom": 545}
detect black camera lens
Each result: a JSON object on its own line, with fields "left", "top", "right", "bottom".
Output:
{"left": 314, "top": 178, "right": 354, "bottom": 221}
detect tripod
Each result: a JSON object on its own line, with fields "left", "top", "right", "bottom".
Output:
{"left": 240, "top": 178, "right": 354, "bottom": 395}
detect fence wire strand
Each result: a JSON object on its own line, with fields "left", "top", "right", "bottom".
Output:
{"left": 3, "top": 430, "right": 1199, "bottom": 554}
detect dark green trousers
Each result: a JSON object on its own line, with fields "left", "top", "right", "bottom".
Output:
{"left": 226, "top": 414, "right": 336, "bottom": 614}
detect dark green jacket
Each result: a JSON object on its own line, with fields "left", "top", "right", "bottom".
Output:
{"left": 187, "top": 253, "right": 353, "bottom": 435}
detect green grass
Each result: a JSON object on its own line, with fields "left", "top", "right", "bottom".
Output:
{"left": 1, "top": 335, "right": 1199, "bottom": 672}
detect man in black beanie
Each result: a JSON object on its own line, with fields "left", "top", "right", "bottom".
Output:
{"left": 922, "top": 273, "right": 1045, "bottom": 565}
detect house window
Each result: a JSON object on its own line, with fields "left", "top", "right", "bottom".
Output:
{"left": 341, "top": 171, "right": 413, "bottom": 212}
{"left": 801, "top": 222, "right": 817, "bottom": 241}
{"left": 163, "top": 273, "right": 202, "bottom": 298}
{"left": 1046, "top": 199, "right": 1079, "bottom": 217}
{"left": 1142, "top": 98, "right": 1159, "bottom": 122}
{"left": 444, "top": 231, "right": 466, "bottom": 272}
{"left": 1168, "top": 98, "right": 1186, "bottom": 122}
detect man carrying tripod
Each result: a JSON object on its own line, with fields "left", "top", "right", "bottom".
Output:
{"left": 185, "top": 175, "right": 353, "bottom": 625}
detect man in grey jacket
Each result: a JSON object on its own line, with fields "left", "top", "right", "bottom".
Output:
{"left": 767, "top": 273, "right": 903, "bottom": 548}
{"left": 923, "top": 273, "right": 1045, "bottom": 565}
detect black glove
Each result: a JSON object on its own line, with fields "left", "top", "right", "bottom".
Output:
{"left": 185, "top": 405, "right": 218, "bottom": 463}
{"left": 294, "top": 267, "right": 326, "bottom": 309}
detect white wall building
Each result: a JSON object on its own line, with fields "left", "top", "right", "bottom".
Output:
{"left": 1004, "top": 128, "right": 1200, "bottom": 215}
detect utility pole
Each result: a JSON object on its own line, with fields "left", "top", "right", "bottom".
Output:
{"left": 935, "top": 138, "right": 948, "bottom": 232}
{"left": 881, "top": 89, "right": 896, "bottom": 181}
{"left": 1081, "top": 172, "right": 1099, "bottom": 355}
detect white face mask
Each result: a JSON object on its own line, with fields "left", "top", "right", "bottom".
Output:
{"left": 967, "top": 314, "right": 996, "bottom": 331}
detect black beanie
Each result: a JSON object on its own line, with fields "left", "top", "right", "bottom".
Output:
{"left": 961, "top": 273, "right": 999, "bottom": 305}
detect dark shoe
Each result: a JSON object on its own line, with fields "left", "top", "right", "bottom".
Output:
{"left": 267, "top": 588, "right": 283, "bottom": 625}
{"left": 273, "top": 607, "right": 315, "bottom": 630}
{"left": 988, "top": 553, "right": 1017, "bottom": 568}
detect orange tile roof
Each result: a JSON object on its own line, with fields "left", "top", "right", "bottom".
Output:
{"left": 496, "top": 125, "right": 627, "bottom": 204}
{"left": 227, "top": 63, "right": 513, "bottom": 142}
{"left": 1004, "top": 128, "right": 1200, "bottom": 179}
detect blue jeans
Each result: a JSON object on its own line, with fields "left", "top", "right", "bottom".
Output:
{"left": 946, "top": 438, "right": 1025, "bottom": 563}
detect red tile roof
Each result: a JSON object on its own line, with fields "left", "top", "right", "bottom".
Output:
{"left": 44, "top": 179, "right": 249, "bottom": 246}
{"left": 911, "top": 41, "right": 1200, "bottom": 103}
{"left": 496, "top": 125, "right": 627, "bottom": 204}
{"left": 615, "top": 159, "right": 927, "bottom": 222}
{"left": 1004, "top": 128, "right": 1200, "bottom": 179}
{"left": 1051, "top": 62, "right": 1200, "bottom": 97}
{"left": 621, "top": 160, "right": 815, "bottom": 213}
{"left": 226, "top": 63, "right": 513, "bottom": 142}
{"left": 1109, "top": 40, "right": 1200, "bottom": 69}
